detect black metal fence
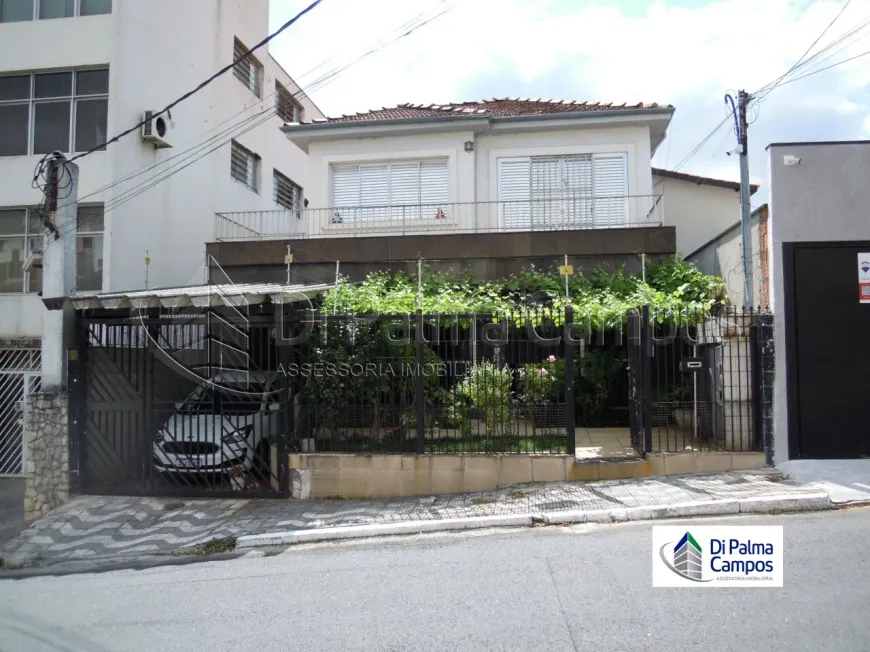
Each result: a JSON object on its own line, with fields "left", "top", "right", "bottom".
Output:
{"left": 70, "top": 305, "right": 774, "bottom": 497}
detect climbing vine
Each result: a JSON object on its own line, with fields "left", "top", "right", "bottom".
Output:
{"left": 319, "top": 257, "right": 725, "bottom": 327}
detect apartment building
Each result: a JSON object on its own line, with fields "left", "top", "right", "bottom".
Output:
{"left": 0, "top": 0, "right": 322, "bottom": 477}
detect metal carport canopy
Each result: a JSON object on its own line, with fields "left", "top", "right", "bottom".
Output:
{"left": 40, "top": 282, "right": 331, "bottom": 311}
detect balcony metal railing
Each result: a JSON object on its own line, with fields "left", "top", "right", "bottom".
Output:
{"left": 214, "top": 195, "right": 664, "bottom": 242}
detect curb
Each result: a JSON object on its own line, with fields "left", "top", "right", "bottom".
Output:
{"left": 235, "top": 492, "right": 836, "bottom": 550}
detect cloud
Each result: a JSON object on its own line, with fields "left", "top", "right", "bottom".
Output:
{"left": 270, "top": 0, "right": 870, "bottom": 196}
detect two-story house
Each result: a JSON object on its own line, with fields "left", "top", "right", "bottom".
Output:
{"left": 208, "top": 98, "right": 756, "bottom": 284}
{"left": 0, "top": 0, "right": 322, "bottom": 478}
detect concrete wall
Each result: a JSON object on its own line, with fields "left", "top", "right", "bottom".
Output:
{"left": 653, "top": 173, "right": 743, "bottom": 257}
{"left": 0, "top": 0, "right": 322, "bottom": 338}
{"left": 206, "top": 226, "right": 677, "bottom": 284}
{"left": 288, "top": 452, "right": 766, "bottom": 499}
{"left": 686, "top": 206, "right": 767, "bottom": 308}
{"left": 768, "top": 142, "right": 870, "bottom": 464}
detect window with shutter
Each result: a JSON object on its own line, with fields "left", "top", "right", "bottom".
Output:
{"left": 233, "top": 38, "right": 262, "bottom": 97}
{"left": 275, "top": 82, "right": 303, "bottom": 123}
{"left": 592, "top": 154, "right": 628, "bottom": 226}
{"left": 273, "top": 170, "right": 302, "bottom": 212}
{"left": 230, "top": 141, "right": 259, "bottom": 192}
{"left": 498, "top": 158, "right": 531, "bottom": 230}
{"left": 498, "top": 153, "right": 627, "bottom": 229}
{"left": 330, "top": 160, "right": 448, "bottom": 222}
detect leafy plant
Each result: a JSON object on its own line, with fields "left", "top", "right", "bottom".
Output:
{"left": 519, "top": 355, "right": 564, "bottom": 405}
{"left": 320, "top": 259, "right": 727, "bottom": 330}
{"left": 576, "top": 347, "right": 626, "bottom": 425}
{"left": 455, "top": 362, "right": 514, "bottom": 435}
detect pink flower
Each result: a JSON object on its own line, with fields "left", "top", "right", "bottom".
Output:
{"left": 539, "top": 368, "right": 548, "bottom": 376}
{"left": 547, "top": 355, "right": 557, "bottom": 363}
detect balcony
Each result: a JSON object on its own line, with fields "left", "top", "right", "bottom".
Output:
{"left": 214, "top": 195, "right": 664, "bottom": 242}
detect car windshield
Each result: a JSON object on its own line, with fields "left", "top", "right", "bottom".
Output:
{"left": 179, "top": 382, "right": 267, "bottom": 415}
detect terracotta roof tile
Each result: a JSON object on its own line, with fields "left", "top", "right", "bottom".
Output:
{"left": 304, "top": 98, "right": 673, "bottom": 124}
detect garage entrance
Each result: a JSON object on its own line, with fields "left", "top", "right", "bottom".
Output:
{"left": 783, "top": 242, "right": 870, "bottom": 458}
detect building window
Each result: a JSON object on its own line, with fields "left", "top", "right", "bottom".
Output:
{"left": 75, "top": 205, "right": 103, "bottom": 292}
{"left": 230, "top": 141, "right": 259, "bottom": 192}
{"left": 498, "top": 153, "right": 628, "bottom": 228}
{"left": 0, "top": 0, "right": 111, "bottom": 22}
{"left": 233, "top": 38, "right": 262, "bottom": 97}
{"left": 0, "top": 205, "right": 103, "bottom": 293}
{"left": 273, "top": 170, "right": 302, "bottom": 212}
{"left": 275, "top": 82, "right": 303, "bottom": 124}
{"left": 331, "top": 160, "right": 449, "bottom": 222}
{"left": 0, "top": 68, "right": 109, "bottom": 157}
{"left": 0, "top": 209, "right": 42, "bottom": 294}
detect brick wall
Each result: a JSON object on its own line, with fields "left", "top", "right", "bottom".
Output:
{"left": 757, "top": 205, "right": 770, "bottom": 309}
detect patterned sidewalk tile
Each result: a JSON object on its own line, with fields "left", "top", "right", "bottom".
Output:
{"left": 0, "top": 470, "right": 817, "bottom": 563}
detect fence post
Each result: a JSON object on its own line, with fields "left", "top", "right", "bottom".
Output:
{"left": 415, "top": 309, "right": 425, "bottom": 454}
{"left": 67, "top": 315, "right": 87, "bottom": 495}
{"left": 564, "top": 306, "right": 576, "bottom": 454}
{"left": 641, "top": 304, "right": 653, "bottom": 454}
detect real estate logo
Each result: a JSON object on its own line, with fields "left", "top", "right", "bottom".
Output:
{"left": 660, "top": 531, "right": 709, "bottom": 582}
{"left": 652, "top": 525, "right": 784, "bottom": 588}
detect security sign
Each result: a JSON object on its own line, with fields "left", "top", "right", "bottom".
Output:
{"left": 860, "top": 253, "right": 870, "bottom": 304}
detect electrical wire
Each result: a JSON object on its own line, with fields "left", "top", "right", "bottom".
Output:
{"left": 50, "top": 2, "right": 456, "bottom": 241}
{"left": 754, "top": 0, "right": 852, "bottom": 99}
{"left": 50, "top": 0, "right": 455, "bottom": 229}
{"left": 64, "top": 0, "right": 326, "bottom": 165}
{"left": 767, "top": 46, "right": 870, "bottom": 89}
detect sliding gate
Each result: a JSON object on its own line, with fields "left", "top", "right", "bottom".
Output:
{"left": 76, "top": 317, "right": 289, "bottom": 498}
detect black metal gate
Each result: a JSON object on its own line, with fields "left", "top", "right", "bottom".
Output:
{"left": 627, "top": 307, "right": 652, "bottom": 455}
{"left": 73, "top": 315, "right": 288, "bottom": 498}
{"left": 626, "top": 305, "right": 768, "bottom": 455}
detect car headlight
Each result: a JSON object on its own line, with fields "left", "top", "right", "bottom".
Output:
{"left": 222, "top": 425, "right": 253, "bottom": 444}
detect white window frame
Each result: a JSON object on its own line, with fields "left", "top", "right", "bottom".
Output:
{"left": 497, "top": 152, "right": 628, "bottom": 229}
{"left": 75, "top": 204, "right": 104, "bottom": 293}
{"left": 273, "top": 169, "right": 302, "bottom": 212}
{"left": 0, "top": 67, "right": 109, "bottom": 157}
{"left": 275, "top": 82, "right": 303, "bottom": 124}
{"left": 233, "top": 38, "right": 262, "bottom": 98}
{"left": 0, "top": 204, "right": 104, "bottom": 294}
{"left": 330, "top": 160, "right": 449, "bottom": 223}
{"left": 230, "top": 141, "right": 260, "bottom": 193}
{"left": 0, "top": 0, "right": 112, "bottom": 22}
{"left": 0, "top": 208, "right": 42, "bottom": 294}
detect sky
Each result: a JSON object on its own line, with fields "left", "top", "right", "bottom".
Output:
{"left": 269, "top": 0, "right": 870, "bottom": 205}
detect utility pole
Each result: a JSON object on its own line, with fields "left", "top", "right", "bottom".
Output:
{"left": 41, "top": 156, "right": 79, "bottom": 389}
{"left": 737, "top": 89, "right": 754, "bottom": 308}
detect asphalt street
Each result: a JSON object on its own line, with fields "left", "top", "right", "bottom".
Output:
{"left": 1, "top": 508, "right": 868, "bottom": 652}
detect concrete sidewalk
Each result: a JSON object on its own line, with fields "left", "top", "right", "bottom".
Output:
{"left": 0, "top": 469, "right": 833, "bottom": 570}
{"left": 778, "top": 460, "right": 870, "bottom": 504}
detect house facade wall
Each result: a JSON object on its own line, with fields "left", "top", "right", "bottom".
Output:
{"left": 0, "top": 0, "right": 321, "bottom": 339}
{"left": 652, "top": 174, "right": 742, "bottom": 257}
{"left": 301, "top": 124, "right": 655, "bottom": 235}
{"left": 768, "top": 142, "right": 870, "bottom": 464}
{"left": 685, "top": 205, "right": 768, "bottom": 308}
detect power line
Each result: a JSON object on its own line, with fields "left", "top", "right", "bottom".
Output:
{"left": 769, "top": 46, "right": 870, "bottom": 89}
{"left": 755, "top": 0, "right": 852, "bottom": 98}
{"left": 51, "top": 2, "right": 456, "bottom": 240}
{"left": 64, "top": 0, "right": 325, "bottom": 165}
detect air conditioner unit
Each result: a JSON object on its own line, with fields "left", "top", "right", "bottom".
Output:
{"left": 141, "top": 111, "right": 174, "bottom": 149}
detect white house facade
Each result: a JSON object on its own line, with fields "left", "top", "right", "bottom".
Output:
{"left": 215, "top": 99, "right": 674, "bottom": 240}
{"left": 0, "top": 0, "right": 321, "bottom": 477}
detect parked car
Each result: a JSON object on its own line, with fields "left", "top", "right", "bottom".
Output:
{"left": 152, "top": 371, "right": 283, "bottom": 477}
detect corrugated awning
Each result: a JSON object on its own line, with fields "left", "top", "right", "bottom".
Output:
{"left": 42, "top": 282, "right": 331, "bottom": 311}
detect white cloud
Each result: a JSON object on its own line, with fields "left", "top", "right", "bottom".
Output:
{"left": 269, "top": 0, "right": 870, "bottom": 191}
